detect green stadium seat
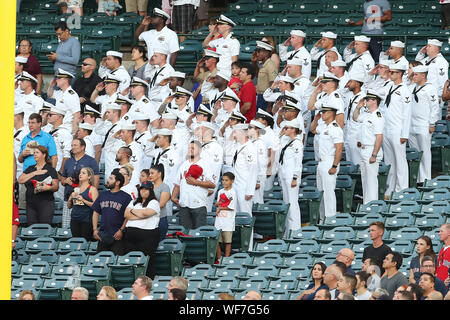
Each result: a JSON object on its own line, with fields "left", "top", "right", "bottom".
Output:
{"left": 431, "top": 133, "right": 450, "bottom": 175}
{"left": 252, "top": 202, "right": 290, "bottom": 239}
{"left": 435, "top": 120, "right": 449, "bottom": 134}
{"left": 415, "top": 213, "right": 445, "bottom": 230}
{"left": 52, "top": 228, "right": 72, "bottom": 241}
{"left": 280, "top": 254, "right": 313, "bottom": 269}
{"left": 286, "top": 226, "right": 322, "bottom": 241}
{"left": 20, "top": 224, "right": 55, "bottom": 240}
{"left": 148, "top": 289, "right": 168, "bottom": 300}
{"left": 87, "top": 251, "right": 117, "bottom": 266}
{"left": 232, "top": 212, "right": 255, "bottom": 252}
{"left": 25, "top": 237, "right": 57, "bottom": 254}
{"left": 419, "top": 188, "right": 450, "bottom": 204}
{"left": 150, "top": 276, "right": 172, "bottom": 291}
{"left": 182, "top": 264, "right": 216, "bottom": 278}
{"left": 226, "top": 1, "right": 258, "bottom": 15}
{"left": 391, "top": 3, "right": 421, "bottom": 14}
{"left": 214, "top": 265, "right": 247, "bottom": 278}
{"left": 179, "top": 226, "right": 220, "bottom": 265}
{"left": 277, "top": 265, "right": 310, "bottom": 280}
{"left": 324, "top": 3, "right": 356, "bottom": 14}
{"left": 313, "top": 253, "right": 339, "bottom": 266}
{"left": 385, "top": 213, "right": 416, "bottom": 229}
{"left": 305, "top": 15, "right": 335, "bottom": 28}
{"left": 291, "top": 2, "right": 324, "bottom": 14}
{"left": 250, "top": 239, "right": 288, "bottom": 256}
{"left": 217, "top": 252, "right": 252, "bottom": 267}
{"left": 320, "top": 213, "right": 355, "bottom": 229}
{"left": 352, "top": 240, "right": 372, "bottom": 255}
{"left": 39, "top": 276, "right": 75, "bottom": 300}
{"left": 356, "top": 200, "right": 388, "bottom": 216}
{"left": 387, "top": 201, "right": 421, "bottom": 216}
{"left": 259, "top": 2, "right": 292, "bottom": 14}
{"left": 390, "top": 240, "right": 415, "bottom": 255}
{"left": 57, "top": 251, "right": 88, "bottom": 265}
{"left": 202, "top": 277, "right": 239, "bottom": 292}
{"left": 236, "top": 277, "right": 269, "bottom": 292}
{"left": 245, "top": 253, "right": 283, "bottom": 269}
{"left": 241, "top": 14, "right": 274, "bottom": 27}
{"left": 167, "top": 214, "right": 179, "bottom": 225}
{"left": 81, "top": 13, "right": 114, "bottom": 26}
{"left": 387, "top": 188, "right": 422, "bottom": 204}
{"left": 321, "top": 226, "right": 355, "bottom": 241}
{"left": 420, "top": 175, "right": 450, "bottom": 190}
{"left": 298, "top": 186, "right": 323, "bottom": 225}
{"left": 203, "top": 289, "right": 235, "bottom": 300}
{"left": 110, "top": 251, "right": 149, "bottom": 290}
{"left": 302, "top": 161, "right": 318, "bottom": 176}
{"left": 318, "top": 240, "right": 351, "bottom": 255}
{"left": 11, "top": 261, "right": 21, "bottom": 278}
{"left": 12, "top": 275, "right": 43, "bottom": 291}
{"left": 420, "top": 201, "right": 450, "bottom": 216}
{"left": 243, "top": 265, "right": 278, "bottom": 280}
{"left": 28, "top": 250, "right": 58, "bottom": 264}
{"left": 338, "top": 161, "right": 358, "bottom": 175}
{"left": 263, "top": 190, "right": 283, "bottom": 200}
{"left": 80, "top": 263, "right": 112, "bottom": 300}
{"left": 50, "top": 263, "right": 80, "bottom": 277}
{"left": 300, "top": 175, "right": 317, "bottom": 188}
{"left": 352, "top": 213, "right": 384, "bottom": 229}
{"left": 154, "top": 238, "right": 185, "bottom": 276}
{"left": 117, "top": 287, "right": 136, "bottom": 300}
{"left": 389, "top": 227, "right": 422, "bottom": 241}
{"left": 283, "top": 240, "right": 319, "bottom": 256}
{"left": 56, "top": 237, "right": 89, "bottom": 253}
{"left": 273, "top": 16, "right": 308, "bottom": 28}
{"left": 335, "top": 175, "right": 356, "bottom": 212}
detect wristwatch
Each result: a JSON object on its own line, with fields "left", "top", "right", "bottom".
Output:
{"left": 332, "top": 164, "right": 338, "bottom": 168}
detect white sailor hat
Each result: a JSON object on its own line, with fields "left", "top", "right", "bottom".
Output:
{"left": 49, "top": 106, "right": 66, "bottom": 116}
{"left": 220, "top": 87, "right": 240, "bottom": 103}
{"left": 120, "top": 122, "right": 136, "bottom": 131}
{"left": 153, "top": 46, "right": 170, "bottom": 56}
{"left": 331, "top": 60, "right": 347, "bottom": 68}
{"left": 83, "top": 105, "right": 101, "bottom": 116}
{"left": 354, "top": 35, "right": 371, "bottom": 42}
{"left": 130, "top": 77, "right": 150, "bottom": 88}
{"left": 204, "top": 49, "right": 221, "bottom": 58}
{"left": 106, "top": 50, "right": 123, "bottom": 58}
{"left": 287, "top": 57, "right": 303, "bottom": 66}
{"left": 378, "top": 59, "right": 391, "bottom": 67}
{"left": 200, "top": 121, "right": 218, "bottom": 132}
{"left": 196, "top": 104, "right": 214, "bottom": 116}
{"left": 256, "top": 40, "right": 274, "bottom": 51}
{"left": 134, "top": 113, "right": 150, "bottom": 121}
{"left": 321, "top": 31, "right": 337, "bottom": 39}
{"left": 15, "top": 56, "right": 28, "bottom": 64}
{"left": 170, "top": 71, "right": 186, "bottom": 79}
{"left": 79, "top": 123, "right": 94, "bottom": 131}
{"left": 56, "top": 68, "right": 75, "bottom": 79}
{"left": 428, "top": 39, "right": 443, "bottom": 47}
{"left": 412, "top": 65, "right": 429, "bottom": 73}
{"left": 389, "top": 60, "right": 408, "bottom": 71}
{"left": 103, "top": 73, "right": 122, "bottom": 84}
{"left": 42, "top": 101, "right": 55, "bottom": 111}
{"left": 105, "top": 102, "right": 122, "bottom": 110}
{"left": 321, "top": 71, "right": 340, "bottom": 82}
{"left": 19, "top": 71, "right": 38, "bottom": 83}
{"left": 284, "top": 119, "right": 301, "bottom": 129}
{"left": 216, "top": 69, "right": 232, "bottom": 82}
{"left": 161, "top": 111, "right": 178, "bottom": 120}
{"left": 390, "top": 40, "right": 405, "bottom": 48}
{"left": 156, "top": 128, "right": 173, "bottom": 136}
{"left": 151, "top": 8, "right": 170, "bottom": 20}
{"left": 290, "top": 30, "right": 306, "bottom": 37}
{"left": 115, "top": 94, "right": 134, "bottom": 105}
{"left": 348, "top": 72, "right": 365, "bottom": 83}
{"left": 173, "top": 86, "right": 193, "bottom": 97}
{"left": 278, "top": 75, "right": 295, "bottom": 84}
{"left": 216, "top": 14, "right": 236, "bottom": 27}
{"left": 249, "top": 120, "right": 266, "bottom": 134}
{"left": 230, "top": 110, "right": 247, "bottom": 122}
{"left": 364, "top": 90, "right": 382, "bottom": 101}
{"left": 14, "top": 106, "right": 24, "bottom": 115}
{"left": 233, "top": 123, "right": 249, "bottom": 131}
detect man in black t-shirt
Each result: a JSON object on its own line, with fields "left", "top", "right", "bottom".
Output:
{"left": 72, "top": 57, "right": 102, "bottom": 113}
{"left": 363, "top": 221, "right": 392, "bottom": 275}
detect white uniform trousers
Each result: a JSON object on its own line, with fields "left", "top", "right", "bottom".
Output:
{"left": 345, "top": 132, "right": 362, "bottom": 165}
{"left": 408, "top": 131, "right": 432, "bottom": 183}
{"left": 317, "top": 157, "right": 339, "bottom": 221}
{"left": 383, "top": 130, "right": 409, "bottom": 195}
{"left": 360, "top": 146, "right": 381, "bottom": 204}
{"left": 313, "top": 135, "right": 320, "bottom": 161}
{"left": 104, "top": 150, "right": 117, "bottom": 182}
{"left": 254, "top": 175, "right": 267, "bottom": 204}
{"left": 279, "top": 175, "right": 301, "bottom": 236}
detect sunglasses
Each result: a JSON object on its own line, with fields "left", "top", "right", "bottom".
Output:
{"left": 81, "top": 62, "right": 91, "bottom": 66}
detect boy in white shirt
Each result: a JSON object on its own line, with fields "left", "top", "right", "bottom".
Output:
{"left": 214, "top": 172, "right": 237, "bottom": 260}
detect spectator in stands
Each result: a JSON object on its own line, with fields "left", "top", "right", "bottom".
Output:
{"left": 369, "top": 288, "right": 390, "bottom": 300}
{"left": 337, "top": 273, "right": 357, "bottom": 297}
{"left": 172, "top": 0, "right": 198, "bottom": 35}
{"left": 323, "top": 264, "right": 343, "bottom": 300}
{"left": 218, "top": 293, "right": 235, "bottom": 300}
{"left": 127, "top": 45, "right": 148, "bottom": 81}
{"left": 406, "top": 283, "right": 424, "bottom": 300}
{"left": 18, "top": 290, "right": 35, "bottom": 300}
{"left": 392, "top": 284, "right": 408, "bottom": 300}
{"left": 168, "top": 288, "right": 186, "bottom": 300}
{"left": 440, "top": 0, "right": 450, "bottom": 30}
{"left": 261, "top": 36, "right": 280, "bottom": 71}
{"left": 243, "top": 291, "right": 262, "bottom": 300}
{"left": 409, "top": 235, "right": 436, "bottom": 284}
{"left": 58, "top": 0, "right": 84, "bottom": 16}
{"left": 336, "top": 292, "right": 355, "bottom": 300}
{"left": 202, "top": 18, "right": 223, "bottom": 49}
{"left": 67, "top": 167, "right": 99, "bottom": 241}
{"left": 47, "top": 21, "right": 81, "bottom": 78}
{"left": 296, "top": 262, "right": 328, "bottom": 300}
{"left": 238, "top": 63, "right": 257, "bottom": 122}
{"left": 437, "top": 223, "right": 450, "bottom": 285}
{"left": 72, "top": 58, "right": 103, "bottom": 112}
{"left": 380, "top": 252, "right": 409, "bottom": 298}
{"left": 362, "top": 221, "right": 392, "bottom": 274}
{"left": 366, "top": 262, "right": 382, "bottom": 292}
{"left": 148, "top": 164, "right": 171, "bottom": 241}
{"left": 123, "top": 181, "right": 161, "bottom": 279}
{"left": 171, "top": 140, "right": 215, "bottom": 230}
{"left": 228, "top": 61, "right": 243, "bottom": 93}
{"left": 419, "top": 272, "right": 440, "bottom": 300}
{"left": 17, "top": 39, "right": 43, "bottom": 95}
{"left": 355, "top": 271, "right": 372, "bottom": 300}
{"left": 135, "top": 8, "right": 179, "bottom": 67}
{"left": 347, "top": 0, "right": 392, "bottom": 63}
{"left": 419, "top": 256, "right": 448, "bottom": 297}
{"left": 97, "top": 286, "right": 118, "bottom": 300}
{"left": 195, "top": 0, "right": 209, "bottom": 28}
{"left": 92, "top": 169, "right": 132, "bottom": 255}
{"left": 336, "top": 248, "right": 356, "bottom": 275}
{"left": 60, "top": 138, "right": 100, "bottom": 229}
{"left": 71, "top": 287, "right": 89, "bottom": 300}
{"left": 252, "top": 41, "right": 278, "bottom": 111}
{"left": 124, "top": 0, "right": 147, "bottom": 16}
{"left": 313, "top": 289, "right": 331, "bottom": 300}
{"left": 132, "top": 275, "right": 153, "bottom": 300}
{"left": 396, "top": 290, "right": 414, "bottom": 300}
{"left": 167, "top": 276, "right": 188, "bottom": 293}
{"left": 18, "top": 145, "right": 59, "bottom": 226}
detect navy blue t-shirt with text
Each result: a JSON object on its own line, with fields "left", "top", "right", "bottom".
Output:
{"left": 92, "top": 190, "right": 132, "bottom": 236}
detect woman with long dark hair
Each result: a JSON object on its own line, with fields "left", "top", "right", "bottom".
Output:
{"left": 409, "top": 235, "right": 436, "bottom": 284}
{"left": 18, "top": 146, "right": 59, "bottom": 225}
{"left": 296, "top": 262, "right": 328, "bottom": 300}
{"left": 123, "top": 181, "right": 161, "bottom": 279}
{"left": 148, "top": 164, "right": 171, "bottom": 241}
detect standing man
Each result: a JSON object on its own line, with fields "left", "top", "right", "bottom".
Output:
{"left": 278, "top": 30, "right": 311, "bottom": 80}
{"left": 380, "top": 41, "right": 409, "bottom": 82}
{"left": 353, "top": 91, "right": 384, "bottom": 204}
{"left": 92, "top": 169, "right": 132, "bottom": 255}
{"left": 436, "top": 223, "right": 450, "bottom": 285}
{"left": 144, "top": 48, "right": 175, "bottom": 105}
{"left": 253, "top": 41, "right": 278, "bottom": 111}
{"left": 90, "top": 73, "right": 121, "bottom": 117}
{"left": 135, "top": 8, "right": 179, "bottom": 67}
{"left": 205, "top": 15, "right": 240, "bottom": 73}
{"left": 409, "top": 65, "right": 441, "bottom": 185}
{"left": 310, "top": 106, "right": 344, "bottom": 221}
{"left": 172, "top": 0, "right": 199, "bottom": 35}
{"left": 382, "top": 62, "right": 411, "bottom": 198}
{"left": 128, "top": 77, "right": 160, "bottom": 127}
{"left": 72, "top": 58, "right": 103, "bottom": 112}
{"left": 238, "top": 63, "right": 257, "bottom": 122}
{"left": 47, "top": 21, "right": 81, "bottom": 78}
{"left": 343, "top": 35, "right": 375, "bottom": 87}
{"left": 16, "top": 71, "right": 43, "bottom": 125}
{"left": 380, "top": 252, "right": 409, "bottom": 298}
{"left": 100, "top": 51, "right": 131, "bottom": 94}
{"left": 118, "top": 122, "right": 144, "bottom": 187}
{"left": 171, "top": 140, "right": 216, "bottom": 230}
{"left": 347, "top": 0, "right": 392, "bottom": 63}
{"left": 194, "top": 49, "right": 219, "bottom": 108}
{"left": 363, "top": 221, "right": 392, "bottom": 275}
{"left": 310, "top": 31, "right": 342, "bottom": 78}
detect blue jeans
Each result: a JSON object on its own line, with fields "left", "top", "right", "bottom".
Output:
{"left": 257, "top": 94, "right": 268, "bottom": 111}
{"left": 158, "top": 216, "right": 168, "bottom": 241}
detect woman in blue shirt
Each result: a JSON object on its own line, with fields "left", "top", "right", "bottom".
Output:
{"left": 296, "top": 262, "right": 328, "bottom": 300}
{"left": 409, "top": 235, "right": 436, "bottom": 284}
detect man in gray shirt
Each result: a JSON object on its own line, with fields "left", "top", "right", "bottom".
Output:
{"left": 380, "top": 251, "right": 408, "bottom": 298}
{"left": 47, "top": 21, "right": 81, "bottom": 78}
{"left": 348, "top": 0, "right": 392, "bottom": 63}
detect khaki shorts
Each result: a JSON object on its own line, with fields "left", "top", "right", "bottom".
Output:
{"left": 125, "top": 0, "right": 148, "bottom": 12}
{"left": 219, "top": 231, "right": 233, "bottom": 244}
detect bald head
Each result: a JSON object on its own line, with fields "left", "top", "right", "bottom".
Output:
{"left": 81, "top": 57, "right": 97, "bottom": 75}
{"left": 336, "top": 248, "right": 355, "bottom": 267}
{"left": 243, "top": 291, "right": 261, "bottom": 300}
